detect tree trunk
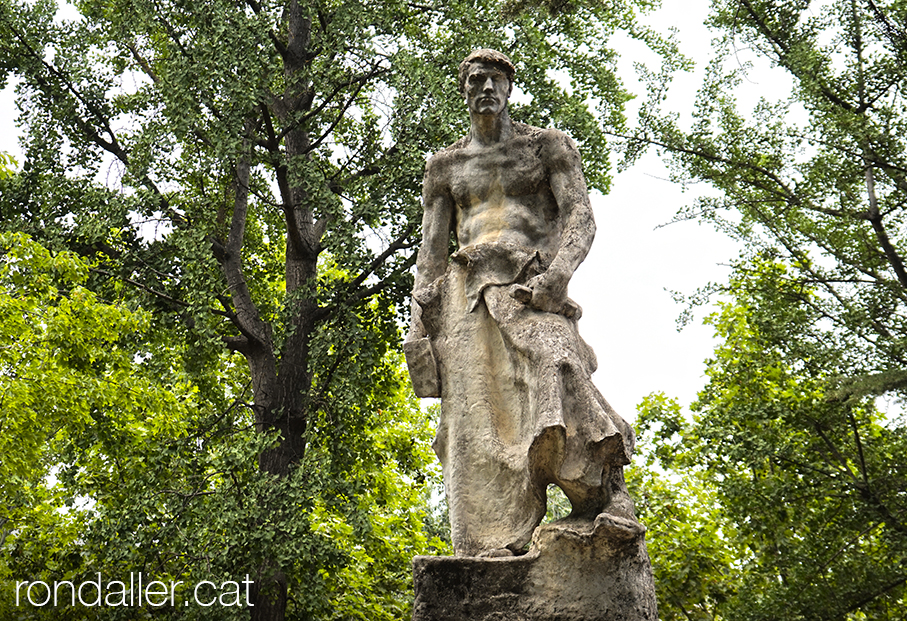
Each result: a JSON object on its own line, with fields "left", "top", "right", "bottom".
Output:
{"left": 244, "top": 3, "right": 320, "bottom": 619}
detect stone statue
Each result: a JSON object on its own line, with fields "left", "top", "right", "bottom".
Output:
{"left": 405, "top": 49, "right": 640, "bottom": 559}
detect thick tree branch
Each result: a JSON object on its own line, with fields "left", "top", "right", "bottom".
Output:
{"left": 260, "top": 103, "right": 280, "bottom": 152}
{"left": 280, "top": 182, "right": 310, "bottom": 261}
{"left": 840, "top": 574, "right": 907, "bottom": 619}
{"left": 349, "top": 225, "right": 416, "bottom": 292}
{"left": 804, "top": 415, "right": 860, "bottom": 483}
{"left": 222, "top": 140, "right": 272, "bottom": 350}
{"left": 329, "top": 253, "right": 417, "bottom": 315}
{"left": 315, "top": 226, "right": 416, "bottom": 320}
{"left": 865, "top": 166, "right": 907, "bottom": 291}
{"left": 845, "top": 406, "right": 869, "bottom": 488}
{"left": 125, "top": 41, "right": 159, "bottom": 83}
{"left": 216, "top": 294, "right": 266, "bottom": 348}
{"left": 303, "top": 78, "right": 375, "bottom": 155}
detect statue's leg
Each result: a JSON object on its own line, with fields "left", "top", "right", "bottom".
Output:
{"left": 603, "top": 465, "right": 637, "bottom": 520}
{"left": 434, "top": 276, "right": 549, "bottom": 557}
{"left": 486, "top": 287, "right": 637, "bottom": 529}
{"left": 553, "top": 464, "right": 639, "bottom": 529}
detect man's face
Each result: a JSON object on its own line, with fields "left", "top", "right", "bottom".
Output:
{"left": 463, "top": 62, "right": 512, "bottom": 116}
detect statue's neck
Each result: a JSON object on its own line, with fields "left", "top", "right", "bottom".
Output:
{"left": 468, "top": 109, "right": 512, "bottom": 146}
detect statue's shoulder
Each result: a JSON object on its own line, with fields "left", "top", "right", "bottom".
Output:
{"left": 512, "top": 123, "right": 578, "bottom": 155}
{"left": 425, "top": 136, "right": 469, "bottom": 175}
{"left": 512, "top": 122, "right": 549, "bottom": 139}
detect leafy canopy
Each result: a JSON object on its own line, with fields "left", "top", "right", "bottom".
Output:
{"left": 0, "top": 0, "right": 682, "bottom": 618}
{"left": 625, "top": 0, "right": 907, "bottom": 617}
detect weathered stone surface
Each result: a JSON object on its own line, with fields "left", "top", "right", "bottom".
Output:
{"left": 403, "top": 337, "right": 441, "bottom": 398}
{"left": 412, "top": 515, "right": 657, "bottom": 621}
{"left": 406, "top": 48, "right": 640, "bottom": 559}
{"left": 406, "top": 48, "right": 657, "bottom": 620}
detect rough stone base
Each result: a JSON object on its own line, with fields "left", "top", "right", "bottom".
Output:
{"left": 412, "top": 514, "right": 657, "bottom": 621}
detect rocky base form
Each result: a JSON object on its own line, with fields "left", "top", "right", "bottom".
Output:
{"left": 412, "top": 514, "right": 657, "bottom": 621}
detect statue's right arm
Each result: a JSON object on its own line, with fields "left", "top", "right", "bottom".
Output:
{"left": 407, "top": 156, "right": 455, "bottom": 341}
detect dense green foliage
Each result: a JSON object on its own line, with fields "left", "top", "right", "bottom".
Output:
{"left": 627, "top": 0, "right": 907, "bottom": 618}
{"left": 0, "top": 152, "right": 15, "bottom": 178}
{"left": 0, "top": 0, "right": 675, "bottom": 618}
{"left": 628, "top": 393, "right": 745, "bottom": 621}
{"left": 633, "top": 266, "right": 907, "bottom": 619}
{"left": 0, "top": 231, "right": 446, "bottom": 620}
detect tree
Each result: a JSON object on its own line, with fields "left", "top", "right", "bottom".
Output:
{"left": 628, "top": 392, "right": 745, "bottom": 621}
{"left": 634, "top": 264, "right": 907, "bottom": 620}
{"left": 633, "top": 0, "right": 907, "bottom": 393}
{"left": 626, "top": 0, "right": 907, "bottom": 617}
{"left": 0, "top": 232, "right": 449, "bottom": 620}
{"left": 0, "top": 230, "right": 215, "bottom": 618}
{"left": 697, "top": 263, "right": 907, "bottom": 619}
{"left": 0, "top": 0, "right": 676, "bottom": 618}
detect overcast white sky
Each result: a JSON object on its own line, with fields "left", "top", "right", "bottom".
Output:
{"left": 575, "top": 0, "right": 744, "bottom": 419}
{"left": 0, "top": 0, "right": 781, "bottom": 421}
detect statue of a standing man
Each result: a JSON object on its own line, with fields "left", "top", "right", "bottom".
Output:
{"left": 406, "top": 49, "right": 639, "bottom": 558}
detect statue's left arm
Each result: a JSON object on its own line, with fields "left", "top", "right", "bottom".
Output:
{"left": 525, "top": 131, "right": 596, "bottom": 314}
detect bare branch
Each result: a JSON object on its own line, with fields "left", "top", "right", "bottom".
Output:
{"left": 89, "top": 266, "right": 189, "bottom": 309}
{"left": 220, "top": 132, "right": 272, "bottom": 350}
{"left": 865, "top": 166, "right": 907, "bottom": 291}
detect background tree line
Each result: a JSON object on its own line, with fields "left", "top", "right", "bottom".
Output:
{"left": 0, "top": 0, "right": 670, "bottom": 619}
{"left": 1, "top": 0, "right": 906, "bottom": 619}
{"left": 628, "top": 0, "right": 907, "bottom": 619}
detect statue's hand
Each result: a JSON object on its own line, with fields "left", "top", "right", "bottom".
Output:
{"left": 406, "top": 311, "right": 428, "bottom": 343}
{"left": 511, "top": 268, "right": 581, "bottom": 319}
{"left": 525, "top": 267, "right": 569, "bottom": 314}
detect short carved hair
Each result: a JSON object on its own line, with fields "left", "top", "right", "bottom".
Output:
{"left": 458, "top": 49, "right": 516, "bottom": 94}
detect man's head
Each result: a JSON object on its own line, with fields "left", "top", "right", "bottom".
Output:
{"left": 458, "top": 49, "right": 515, "bottom": 95}
{"left": 459, "top": 49, "right": 515, "bottom": 116}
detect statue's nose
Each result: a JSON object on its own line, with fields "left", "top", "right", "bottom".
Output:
{"left": 483, "top": 77, "right": 495, "bottom": 91}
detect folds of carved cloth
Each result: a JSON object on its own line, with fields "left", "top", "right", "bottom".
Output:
{"left": 421, "top": 242, "right": 635, "bottom": 557}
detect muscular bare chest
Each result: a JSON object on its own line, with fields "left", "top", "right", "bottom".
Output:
{"left": 447, "top": 143, "right": 549, "bottom": 207}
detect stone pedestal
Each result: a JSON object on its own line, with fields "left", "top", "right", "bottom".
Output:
{"left": 412, "top": 514, "right": 657, "bottom": 621}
